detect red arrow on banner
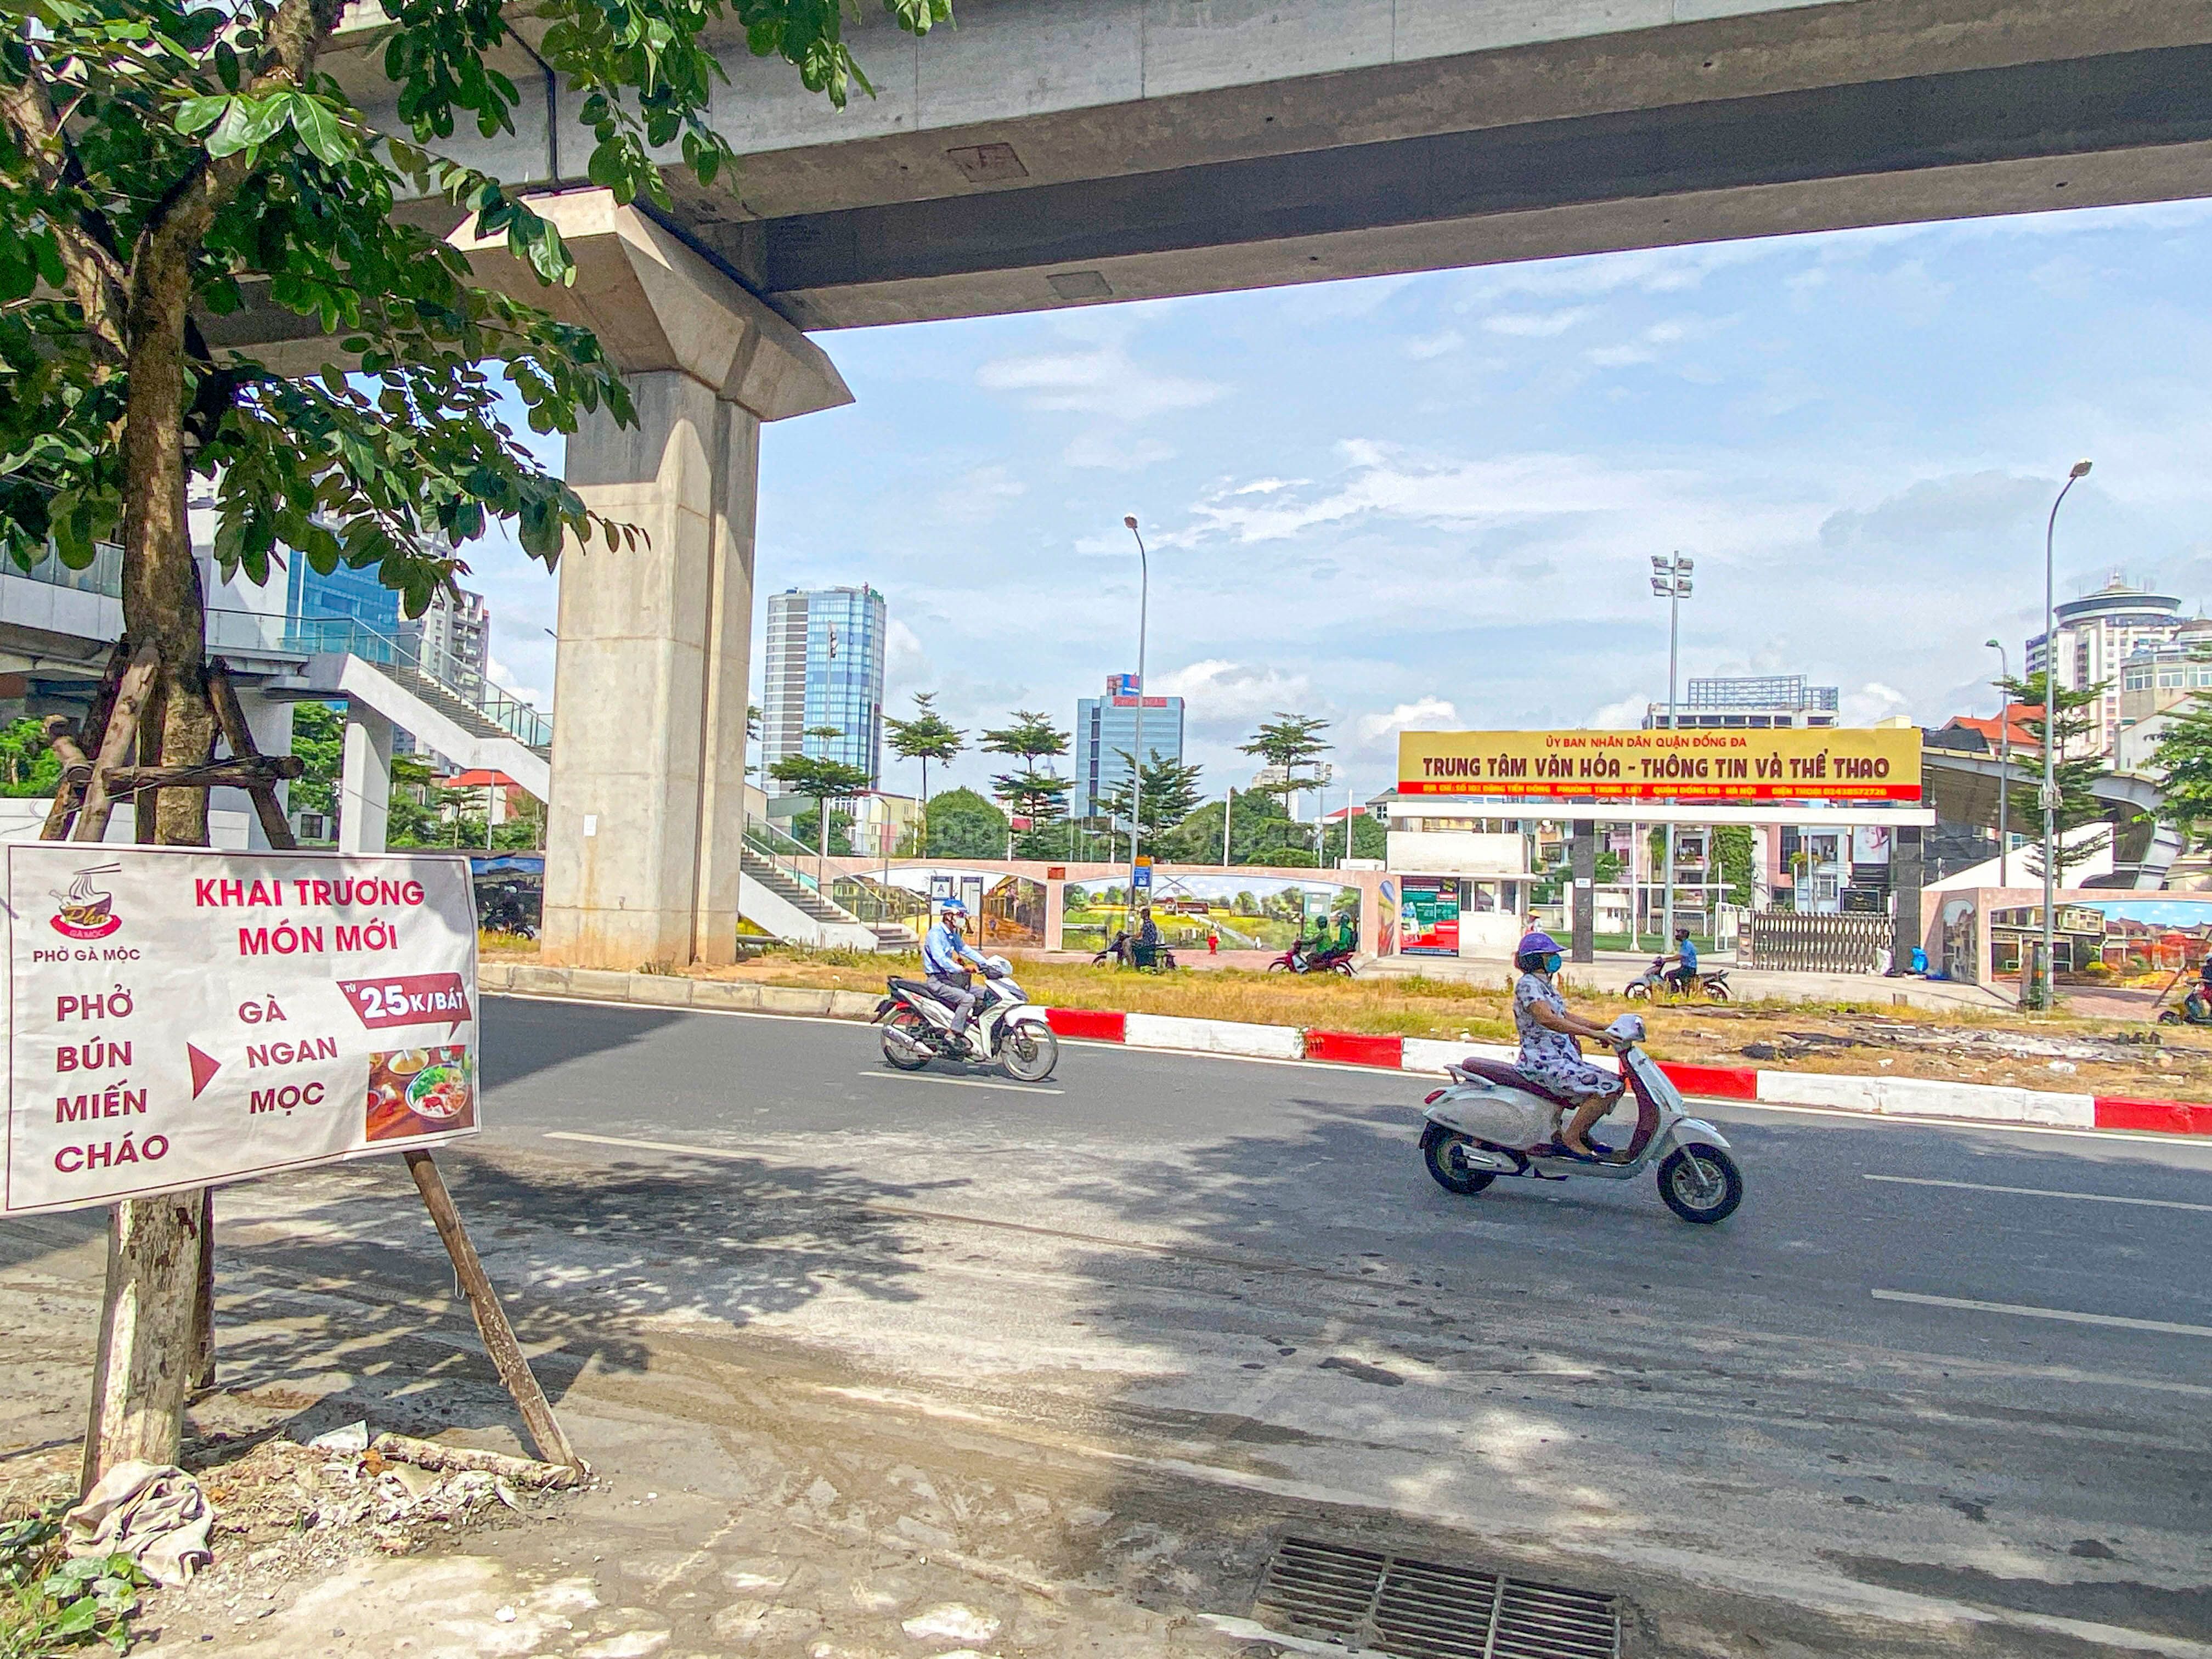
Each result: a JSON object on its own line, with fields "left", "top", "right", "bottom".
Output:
{"left": 187, "top": 1043, "right": 221, "bottom": 1100}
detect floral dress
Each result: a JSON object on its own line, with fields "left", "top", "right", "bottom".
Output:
{"left": 1513, "top": 972, "right": 1615, "bottom": 1098}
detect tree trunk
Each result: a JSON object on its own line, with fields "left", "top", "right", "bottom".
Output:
{"left": 83, "top": 248, "right": 212, "bottom": 1493}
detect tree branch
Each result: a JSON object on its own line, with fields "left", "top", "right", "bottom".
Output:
{"left": 0, "top": 71, "right": 128, "bottom": 361}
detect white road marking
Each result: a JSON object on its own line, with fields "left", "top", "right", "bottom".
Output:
{"left": 1872, "top": 1289, "right": 2212, "bottom": 1339}
{"left": 1865, "top": 1173, "right": 2212, "bottom": 1213}
{"left": 859, "top": 1070, "right": 1063, "bottom": 1096}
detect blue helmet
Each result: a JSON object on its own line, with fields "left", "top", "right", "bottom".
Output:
{"left": 1517, "top": 930, "right": 1562, "bottom": 958}
{"left": 939, "top": 899, "right": 968, "bottom": 919}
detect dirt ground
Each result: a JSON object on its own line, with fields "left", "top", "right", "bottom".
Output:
{"left": 485, "top": 941, "right": 2212, "bottom": 1102}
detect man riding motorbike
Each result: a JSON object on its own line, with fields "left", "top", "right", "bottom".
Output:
{"left": 923, "top": 899, "right": 990, "bottom": 1049}
{"left": 1664, "top": 925, "right": 1699, "bottom": 994}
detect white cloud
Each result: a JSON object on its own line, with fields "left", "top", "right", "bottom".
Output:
{"left": 1842, "top": 681, "right": 1913, "bottom": 724}
{"left": 884, "top": 619, "right": 932, "bottom": 700}
{"left": 486, "top": 656, "right": 546, "bottom": 712}
{"left": 1171, "top": 442, "right": 1694, "bottom": 546}
{"left": 1063, "top": 430, "right": 1175, "bottom": 471}
{"left": 1587, "top": 344, "right": 1657, "bottom": 368}
{"left": 1231, "top": 476, "right": 1303, "bottom": 496}
{"left": 1481, "top": 307, "right": 1593, "bottom": 338}
{"left": 1405, "top": 328, "right": 1465, "bottom": 359}
{"left": 975, "top": 343, "right": 1222, "bottom": 421}
{"left": 932, "top": 462, "right": 1025, "bottom": 523}
{"left": 1150, "top": 659, "right": 1314, "bottom": 730}
{"left": 1587, "top": 693, "right": 1653, "bottom": 729}
{"left": 1355, "top": 697, "right": 1459, "bottom": 749}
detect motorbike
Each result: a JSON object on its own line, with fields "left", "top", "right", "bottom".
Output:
{"left": 2157, "top": 983, "right": 2212, "bottom": 1026}
{"left": 1623, "top": 955, "right": 1731, "bottom": 1002}
{"left": 1092, "top": 929, "right": 1178, "bottom": 971}
{"left": 873, "top": 956, "right": 1059, "bottom": 1081}
{"left": 1417, "top": 1013, "right": 1744, "bottom": 1223}
{"left": 1268, "top": 940, "right": 1356, "bottom": 976}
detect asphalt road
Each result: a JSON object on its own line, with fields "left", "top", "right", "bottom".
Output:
{"left": 472, "top": 991, "right": 2212, "bottom": 1655}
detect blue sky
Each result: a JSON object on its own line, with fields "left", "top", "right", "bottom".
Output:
{"left": 461, "top": 196, "right": 2212, "bottom": 806}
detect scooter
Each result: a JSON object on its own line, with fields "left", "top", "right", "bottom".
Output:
{"left": 873, "top": 957, "right": 1059, "bottom": 1081}
{"left": 1269, "top": 939, "right": 1356, "bottom": 976}
{"left": 1623, "top": 956, "right": 1732, "bottom": 1002}
{"left": 2157, "top": 984, "right": 2212, "bottom": 1026}
{"left": 1417, "top": 1013, "right": 1744, "bottom": 1223}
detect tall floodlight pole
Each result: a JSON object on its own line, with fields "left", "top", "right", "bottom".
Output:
{"left": 2036, "top": 461, "right": 2093, "bottom": 1008}
{"left": 1985, "top": 638, "right": 2010, "bottom": 887}
{"left": 1123, "top": 515, "right": 1150, "bottom": 922}
{"left": 1651, "top": 553, "right": 1695, "bottom": 949}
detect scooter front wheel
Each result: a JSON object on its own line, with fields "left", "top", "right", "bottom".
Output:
{"left": 1624, "top": 982, "right": 1651, "bottom": 1000}
{"left": 1420, "top": 1124, "right": 1496, "bottom": 1195}
{"left": 1001, "top": 1023, "right": 1058, "bottom": 1082}
{"left": 2159, "top": 1009, "right": 2183, "bottom": 1025}
{"left": 1658, "top": 1146, "right": 1742, "bottom": 1223}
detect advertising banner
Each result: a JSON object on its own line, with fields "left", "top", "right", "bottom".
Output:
{"left": 4, "top": 846, "right": 479, "bottom": 1217}
{"left": 1400, "top": 876, "right": 1460, "bottom": 957}
{"left": 1398, "top": 728, "right": 1921, "bottom": 802}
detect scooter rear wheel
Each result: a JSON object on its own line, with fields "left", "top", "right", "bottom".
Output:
{"left": 1420, "top": 1124, "right": 1497, "bottom": 1195}
{"left": 881, "top": 1009, "right": 933, "bottom": 1071}
{"left": 1658, "top": 1146, "right": 1742, "bottom": 1223}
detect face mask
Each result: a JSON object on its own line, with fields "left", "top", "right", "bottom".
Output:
{"left": 1543, "top": 953, "right": 1563, "bottom": 974}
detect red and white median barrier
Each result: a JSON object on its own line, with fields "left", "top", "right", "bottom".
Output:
{"left": 1041, "top": 1007, "right": 2212, "bottom": 1138}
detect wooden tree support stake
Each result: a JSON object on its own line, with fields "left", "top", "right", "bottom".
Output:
{"left": 403, "top": 1151, "right": 583, "bottom": 1472}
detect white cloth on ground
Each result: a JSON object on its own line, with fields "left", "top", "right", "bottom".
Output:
{"left": 65, "top": 1460, "right": 216, "bottom": 1585}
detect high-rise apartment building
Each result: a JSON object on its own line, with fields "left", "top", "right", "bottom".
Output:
{"left": 399, "top": 586, "right": 490, "bottom": 692}
{"left": 2027, "top": 575, "right": 2192, "bottom": 757}
{"left": 760, "top": 585, "right": 887, "bottom": 786}
{"left": 1073, "top": 674, "right": 1186, "bottom": 819}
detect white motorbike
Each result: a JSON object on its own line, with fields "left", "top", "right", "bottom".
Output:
{"left": 873, "top": 956, "right": 1059, "bottom": 1082}
{"left": 1418, "top": 1014, "right": 1743, "bottom": 1223}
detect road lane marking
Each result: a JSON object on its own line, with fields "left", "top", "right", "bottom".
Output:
{"left": 859, "top": 1070, "right": 1063, "bottom": 1096}
{"left": 1872, "top": 1289, "right": 2212, "bottom": 1339}
{"left": 1865, "top": 1173, "right": 2212, "bottom": 1213}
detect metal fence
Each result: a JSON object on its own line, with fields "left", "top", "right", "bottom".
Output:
{"left": 1741, "top": 909, "right": 1892, "bottom": 974}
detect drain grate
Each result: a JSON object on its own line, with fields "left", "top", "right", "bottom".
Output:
{"left": 1255, "top": 1536, "right": 1619, "bottom": 1659}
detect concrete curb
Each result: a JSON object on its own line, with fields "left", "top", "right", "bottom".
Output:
{"left": 476, "top": 963, "right": 2212, "bottom": 1137}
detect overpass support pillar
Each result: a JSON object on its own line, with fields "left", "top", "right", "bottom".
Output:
{"left": 450, "top": 191, "right": 851, "bottom": 968}
{"left": 338, "top": 707, "right": 392, "bottom": 856}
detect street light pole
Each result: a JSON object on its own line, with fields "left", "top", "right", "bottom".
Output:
{"left": 1123, "top": 516, "right": 1150, "bottom": 923}
{"left": 1984, "top": 637, "right": 2010, "bottom": 887}
{"left": 1651, "top": 553, "right": 1694, "bottom": 949}
{"left": 2037, "top": 460, "right": 2093, "bottom": 1009}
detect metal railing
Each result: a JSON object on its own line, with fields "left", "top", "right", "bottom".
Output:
{"left": 7, "top": 544, "right": 553, "bottom": 752}
{"left": 744, "top": 812, "right": 829, "bottom": 891}
{"left": 276, "top": 613, "right": 551, "bottom": 751}
{"left": 830, "top": 876, "right": 929, "bottom": 929}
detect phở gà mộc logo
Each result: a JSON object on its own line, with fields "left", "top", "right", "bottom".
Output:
{"left": 49, "top": 865, "right": 123, "bottom": 941}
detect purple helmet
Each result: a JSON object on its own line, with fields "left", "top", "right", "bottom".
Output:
{"left": 1516, "top": 930, "right": 1562, "bottom": 960}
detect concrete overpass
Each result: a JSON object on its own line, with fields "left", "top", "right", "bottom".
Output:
{"left": 206, "top": 0, "right": 2212, "bottom": 967}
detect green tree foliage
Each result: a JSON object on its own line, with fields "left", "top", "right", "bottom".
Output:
{"left": 0, "top": 717, "right": 60, "bottom": 797}
{"left": 286, "top": 701, "right": 341, "bottom": 819}
{"left": 981, "top": 709, "right": 1071, "bottom": 839}
{"left": 770, "top": 742, "right": 871, "bottom": 860}
{"left": 922, "top": 787, "right": 1006, "bottom": 859}
{"left": 1153, "top": 786, "right": 1335, "bottom": 867}
{"left": 1711, "top": 824, "right": 1754, "bottom": 906}
{"left": 2001, "top": 672, "right": 2113, "bottom": 877}
{"left": 788, "top": 804, "right": 854, "bottom": 857}
{"left": 1098, "top": 749, "right": 1202, "bottom": 839}
{"left": 2154, "top": 691, "right": 2212, "bottom": 849}
{"left": 0, "top": 0, "right": 947, "bottom": 845}
{"left": 887, "top": 692, "right": 965, "bottom": 802}
{"left": 1239, "top": 713, "right": 1333, "bottom": 801}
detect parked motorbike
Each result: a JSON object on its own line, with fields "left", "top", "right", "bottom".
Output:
{"left": 873, "top": 957, "right": 1059, "bottom": 1081}
{"left": 1622, "top": 956, "right": 1731, "bottom": 1002}
{"left": 1417, "top": 1013, "right": 1744, "bottom": 1223}
{"left": 1268, "top": 940, "right": 1356, "bottom": 976}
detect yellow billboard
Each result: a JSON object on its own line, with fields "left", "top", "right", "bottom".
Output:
{"left": 1398, "top": 727, "right": 1921, "bottom": 803}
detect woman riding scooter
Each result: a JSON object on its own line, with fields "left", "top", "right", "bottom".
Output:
{"left": 1512, "top": 929, "right": 1630, "bottom": 1161}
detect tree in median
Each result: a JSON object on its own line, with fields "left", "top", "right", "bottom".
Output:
{"left": 981, "top": 709, "right": 1070, "bottom": 857}
{"left": 2000, "top": 672, "right": 2114, "bottom": 878}
{"left": 772, "top": 728, "right": 871, "bottom": 864}
{"left": 887, "top": 693, "right": 965, "bottom": 854}
{"left": 1239, "top": 713, "right": 1333, "bottom": 855}
{"left": 1, "top": 0, "right": 950, "bottom": 1481}
{"left": 1098, "top": 749, "right": 1202, "bottom": 842}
